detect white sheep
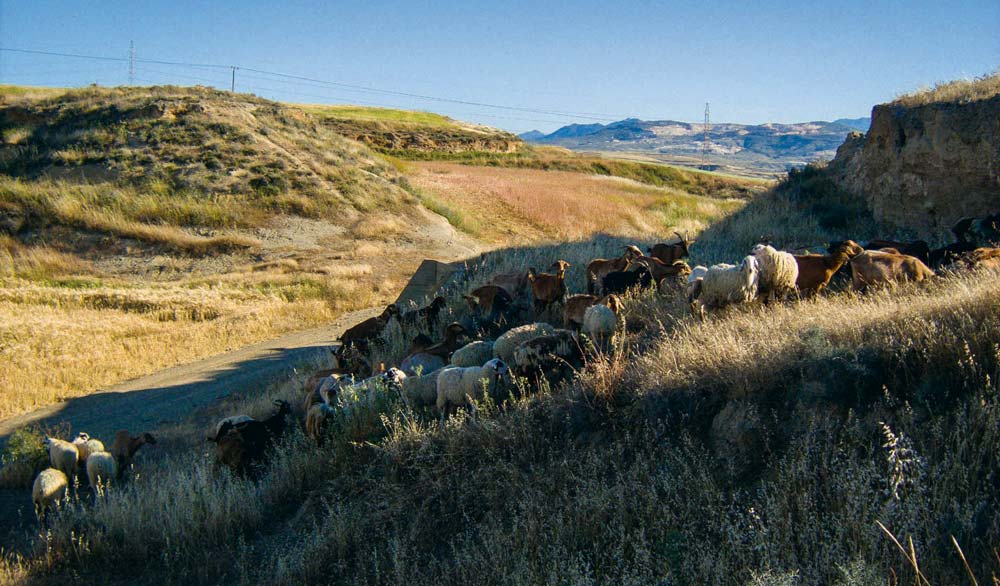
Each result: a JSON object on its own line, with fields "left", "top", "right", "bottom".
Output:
{"left": 76, "top": 437, "right": 105, "bottom": 466}
{"left": 582, "top": 304, "right": 617, "bottom": 341}
{"left": 436, "top": 358, "right": 511, "bottom": 422}
{"left": 450, "top": 340, "right": 495, "bottom": 367}
{"left": 401, "top": 373, "right": 439, "bottom": 410}
{"left": 32, "top": 468, "right": 68, "bottom": 522}
{"left": 44, "top": 437, "right": 79, "bottom": 479}
{"left": 86, "top": 451, "right": 118, "bottom": 493}
{"left": 493, "top": 323, "right": 556, "bottom": 363}
{"left": 334, "top": 368, "right": 407, "bottom": 417}
{"left": 695, "top": 256, "right": 760, "bottom": 313}
{"left": 685, "top": 265, "right": 709, "bottom": 305}
{"left": 751, "top": 244, "right": 799, "bottom": 302}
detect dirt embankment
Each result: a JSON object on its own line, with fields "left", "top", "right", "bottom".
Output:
{"left": 829, "top": 94, "right": 1000, "bottom": 237}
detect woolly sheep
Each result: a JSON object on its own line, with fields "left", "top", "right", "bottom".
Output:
{"left": 400, "top": 353, "right": 447, "bottom": 376}
{"left": 86, "top": 451, "right": 118, "bottom": 493}
{"left": 751, "top": 244, "right": 799, "bottom": 302}
{"left": 493, "top": 323, "right": 556, "bottom": 363}
{"left": 512, "top": 329, "right": 583, "bottom": 383}
{"left": 44, "top": 438, "right": 79, "bottom": 479}
{"left": 334, "top": 368, "right": 407, "bottom": 416}
{"left": 582, "top": 304, "right": 617, "bottom": 341}
{"left": 436, "top": 358, "right": 512, "bottom": 422}
{"left": 32, "top": 468, "right": 68, "bottom": 522}
{"left": 685, "top": 265, "right": 709, "bottom": 303}
{"left": 450, "top": 340, "right": 495, "bottom": 367}
{"left": 401, "top": 373, "right": 440, "bottom": 410}
{"left": 696, "top": 256, "right": 760, "bottom": 313}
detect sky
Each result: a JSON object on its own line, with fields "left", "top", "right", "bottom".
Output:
{"left": 1, "top": 0, "right": 997, "bottom": 133}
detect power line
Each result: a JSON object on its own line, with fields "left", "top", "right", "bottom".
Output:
{"left": 0, "top": 45, "right": 626, "bottom": 124}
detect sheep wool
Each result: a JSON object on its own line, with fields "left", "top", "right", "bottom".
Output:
{"left": 450, "top": 340, "right": 495, "bottom": 367}
{"left": 86, "top": 451, "right": 118, "bottom": 491}
{"left": 32, "top": 468, "right": 68, "bottom": 520}
{"left": 582, "top": 304, "right": 617, "bottom": 339}
{"left": 493, "top": 323, "right": 556, "bottom": 363}
{"left": 435, "top": 359, "right": 511, "bottom": 417}
{"left": 45, "top": 438, "right": 79, "bottom": 479}
{"left": 751, "top": 244, "right": 799, "bottom": 301}
{"left": 697, "top": 256, "right": 760, "bottom": 311}
{"left": 401, "top": 373, "right": 439, "bottom": 410}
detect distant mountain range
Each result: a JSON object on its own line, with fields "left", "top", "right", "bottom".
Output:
{"left": 520, "top": 116, "right": 871, "bottom": 173}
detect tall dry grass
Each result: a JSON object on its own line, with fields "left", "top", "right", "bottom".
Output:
{"left": 0, "top": 268, "right": 384, "bottom": 419}
{"left": 408, "top": 162, "right": 743, "bottom": 244}
{"left": 12, "top": 270, "right": 999, "bottom": 586}
{"left": 893, "top": 69, "right": 1000, "bottom": 107}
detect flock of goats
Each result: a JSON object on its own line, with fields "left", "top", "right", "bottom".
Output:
{"left": 29, "top": 213, "right": 1000, "bottom": 522}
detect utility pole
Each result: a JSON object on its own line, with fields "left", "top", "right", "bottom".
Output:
{"left": 128, "top": 41, "right": 135, "bottom": 85}
{"left": 230, "top": 66, "right": 237, "bottom": 92}
{"left": 702, "top": 102, "right": 710, "bottom": 166}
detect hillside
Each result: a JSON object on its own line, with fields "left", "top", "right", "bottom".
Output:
{"left": 302, "top": 104, "right": 523, "bottom": 155}
{"left": 522, "top": 117, "right": 867, "bottom": 174}
{"left": 0, "top": 80, "right": 998, "bottom": 585}
{"left": 3, "top": 165, "right": 998, "bottom": 585}
{"left": 0, "top": 85, "right": 479, "bottom": 419}
{"left": 827, "top": 71, "right": 1000, "bottom": 239}
{"left": 0, "top": 84, "right": 761, "bottom": 420}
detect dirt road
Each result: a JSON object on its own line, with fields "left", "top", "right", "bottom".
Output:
{"left": 0, "top": 306, "right": 382, "bottom": 448}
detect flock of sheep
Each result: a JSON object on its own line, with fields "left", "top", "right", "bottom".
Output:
{"left": 28, "top": 214, "right": 1000, "bottom": 510}
{"left": 32, "top": 430, "right": 156, "bottom": 522}
{"left": 205, "top": 215, "right": 1000, "bottom": 479}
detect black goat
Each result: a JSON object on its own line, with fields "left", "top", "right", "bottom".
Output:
{"left": 602, "top": 268, "right": 653, "bottom": 295}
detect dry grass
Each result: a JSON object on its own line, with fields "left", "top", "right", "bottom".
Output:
{"left": 893, "top": 69, "right": 1000, "bottom": 107}
{"left": 408, "top": 162, "right": 744, "bottom": 244}
{"left": 11, "top": 268, "right": 999, "bottom": 586}
{"left": 0, "top": 278, "right": 348, "bottom": 419}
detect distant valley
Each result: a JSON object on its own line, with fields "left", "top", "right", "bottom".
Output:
{"left": 521, "top": 116, "right": 870, "bottom": 176}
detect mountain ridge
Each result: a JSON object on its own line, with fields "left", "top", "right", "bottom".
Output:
{"left": 520, "top": 116, "right": 872, "bottom": 172}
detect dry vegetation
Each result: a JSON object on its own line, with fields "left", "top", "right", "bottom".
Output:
{"left": 408, "top": 162, "right": 745, "bottom": 243}
{"left": 892, "top": 69, "right": 1000, "bottom": 107}
{"left": 7, "top": 84, "right": 997, "bottom": 585}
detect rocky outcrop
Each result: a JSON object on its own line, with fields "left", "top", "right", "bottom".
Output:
{"left": 829, "top": 95, "right": 1000, "bottom": 238}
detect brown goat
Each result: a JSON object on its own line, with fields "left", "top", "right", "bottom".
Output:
{"left": 464, "top": 285, "right": 514, "bottom": 317}
{"left": 953, "top": 247, "right": 1000, "bottom": 271}
{"left": 109, "top": 430, "right": 156, "bottom": 480}
{"left": 528, "top": 260, "right": 571, "bottom": 314}
{"left": 627, "top": 256, "right": 692, "bottom": 285}
{"left": 398, "top": 297, "right": 447, "bottom": 328}
{"left": 585, "top": 246, "right": 643, "bottom": 294}
{"left": 793, "top": 241, "right": 864, "bottom": 297}
{"left": 338, "top": 304, "right": 399, "bottom": 352}
{"left": 563, "top": 294, "right": 599, "bottom": 329}
{"left": 863, "top": 239, "right": 931, "bottom": 265}
{"left": 849, "top": 250, "right": 935, "bottom": 292}
{"left": 488, "top": 271, "right": 530, "bottom": 298}
{"left": 648, "top": 232, "right": 693, "bottom": 265}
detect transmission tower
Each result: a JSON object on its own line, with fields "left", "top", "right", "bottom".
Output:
{"left": 128, "top": 41, "right": 135, "bottom": 85}
{"left": 702, "top": 102, "right": 710, "bottom": 165}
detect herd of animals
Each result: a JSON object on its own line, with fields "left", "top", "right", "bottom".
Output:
{"left": 26, "top": 212, "right": 1000, "bottom": 524}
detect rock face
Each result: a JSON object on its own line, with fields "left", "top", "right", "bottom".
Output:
{"left": 829, "top": 95, "right": 1000, "bottom": 238}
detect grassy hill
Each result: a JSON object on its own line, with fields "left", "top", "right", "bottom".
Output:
{"left": 4, "top": 164, "right": 998, "bottom": 585}
{"left": 0, "top": 84, "right": 760, "bottom": 420}
{"left": 0, "top": 80, "right": 998, "bottom": 585}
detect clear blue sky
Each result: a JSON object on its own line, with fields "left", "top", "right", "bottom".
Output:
{"left": 1, "top": 0, "right": 997, "bottom": 133}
